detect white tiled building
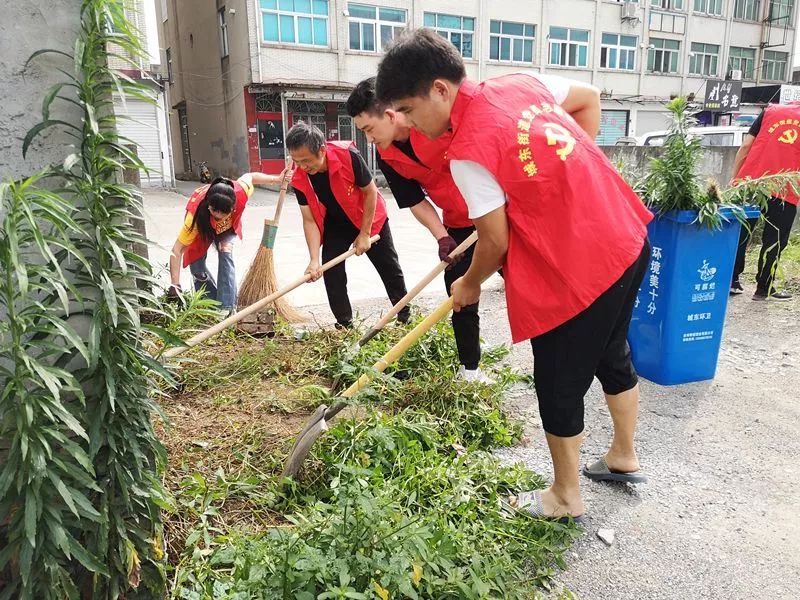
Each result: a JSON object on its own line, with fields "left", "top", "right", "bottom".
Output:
{"left": 158, "top": 0, "right": 798, "bottom": 176}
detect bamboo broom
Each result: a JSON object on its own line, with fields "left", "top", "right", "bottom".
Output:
{"left": 237, "top": 168, "right": 304, "bottom": 322}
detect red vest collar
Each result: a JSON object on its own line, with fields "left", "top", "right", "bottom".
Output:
{"left": 450, "top": 79, "right": 480, "bottom": 134}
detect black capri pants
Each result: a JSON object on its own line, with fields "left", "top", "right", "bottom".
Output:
{"left": 530, "top": 240, "right": 650, "bottom": 438}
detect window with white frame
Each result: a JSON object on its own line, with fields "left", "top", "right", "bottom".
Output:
{"left": 762, "top": 50, "right": 788, "bottom": 80}
{"left": 650, "top": 11, "right": 687, "bottom": 33}
{"left": 769, "top": 0, "right": 794, "bottom": 21}
{"left": 693, "top": 0, "right": 723, "bottom": 15}
{"left": 689, "top": 42, "right": 719, "bottom": 76}
{"left": 647, "top": 38, "right": 680, "bottom": 73}
{"left": 489, "top": 20, "right": 535, "bottom": 63}
{"left": 600, "top": 33, "right": 637, "bottom": 70}
{"left": 733, "top": 0, "right": 761, "bottom": 20}
{"left": 728, "top": 46, "right": 756, "bottom": 78}
{"left": 651, "top": 0, "right": 685, "bottom": 9}
{"left": 261, "top": 0, "right": 329, "bottom": 47}
{"left": 548, "top": 27, "right": 589, "bottom": 67}
{"left": 424, "top": 13, "right": 475, "bottom": 58}
{"left": 218, "top": 8, "right": 229, "bottom": 57}
{"left": 347, "top": 4, "right": 406, "bottom": 52}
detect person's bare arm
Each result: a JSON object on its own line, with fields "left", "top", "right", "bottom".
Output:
{"left": 354, "top": 181, "right": 378, "bottom": 255}
{"left": 300, "top": 205, "right": 323, "bottom": 281}
{"left": 409, "top": 199, "right": 448, "bottom": 240}
{"left": 560, "top": 82, "right": 602, "bottom": 138}
{"left": 244, "top": 164, "right": 293, "bottom": 187}
{"left": 169, "top": 240, "right": 186, "bottom": 289}
{"left": 450, "top": 206, "right": 508, "bottom": 311}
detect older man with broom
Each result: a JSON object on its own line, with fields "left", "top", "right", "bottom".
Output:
{"left": 286, "top": 121, "right": 411, "bottom": 329}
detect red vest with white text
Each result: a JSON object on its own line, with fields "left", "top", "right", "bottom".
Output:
{"left": 737, "top": 102, "right": 800, "bottom": 205}
{"left": 291, "top": 141, "right": 388, "bottom": 237}
{"left": 447, "top": 75, "right": 652, "bottom": 342}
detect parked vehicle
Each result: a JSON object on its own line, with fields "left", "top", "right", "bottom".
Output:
{"left": 197, "top": 160, "right": 212, "bottom": 183}
{"left": 627, "top": 125, "right": 750, "bottom": 148}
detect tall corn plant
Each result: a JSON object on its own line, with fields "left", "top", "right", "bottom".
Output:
{"left": 1, "top": 1, "right": 171, "bottom": 598}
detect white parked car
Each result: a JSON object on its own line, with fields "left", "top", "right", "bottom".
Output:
{"left": 630, "top": 125, "right": 751, "bottom": 148}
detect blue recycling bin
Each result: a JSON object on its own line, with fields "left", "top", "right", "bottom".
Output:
{"left": 628, "top": 207, "right": 759, "bottom": 385}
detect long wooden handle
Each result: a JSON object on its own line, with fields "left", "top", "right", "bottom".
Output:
{"left": 272, "top": 160, "right": 292, "bottom": 225}
{"left": 283, "top": 296, "right": 456, "bottom": 477}
{"left": 272, "top": 184, "right": 288, "bottom": 226}
{"left": 162, "top": 234, "right": 381, "bottom": 358}
{"left": 357, "top": 231, "right": 477, "bottom": 347}
{"left": 323, "top": 296, "right": 454, "bottom": 421}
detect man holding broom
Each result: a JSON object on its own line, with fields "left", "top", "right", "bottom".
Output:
{"left": 376, "top": 29, "right": 653, "bottom": 521}
{"left": 286, "top": 122, "right": 410, "bottom": 329}
{"left": 346, "top": 77, "right": 492, "bottom": 383}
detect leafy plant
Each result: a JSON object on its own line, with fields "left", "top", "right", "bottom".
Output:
{"left": 634, "top": 97, "right": 800, "bottom": 229}
{"left": 1, "top": 1, "right": 175, "bottom": 598}
{"left": 165, "top": 319, "right": 574, "bottom": 599}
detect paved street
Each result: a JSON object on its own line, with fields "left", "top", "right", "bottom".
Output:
{"left": 142, "top": 181, "right": 502, "bottom": 312}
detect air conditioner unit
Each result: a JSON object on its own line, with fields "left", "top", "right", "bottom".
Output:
{"left": 729, "top": 69, "right": 743, "bottom": 81}
{"left": 621, "top": 2, "right": 638, "bottom": 19}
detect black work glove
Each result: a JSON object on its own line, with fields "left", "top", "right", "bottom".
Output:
{"left": 437, "top": 235, "right": 463, "bottom": 266}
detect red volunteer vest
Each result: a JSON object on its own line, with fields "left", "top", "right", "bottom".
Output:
{"left": 182, "top": 181, "right": 249, "bottom": 267}
{"left": 377, "top": 129, "right": 472, "bottom": 228}
{"left": 291, "top": 141, "right": 388, "bottom": 238}
{"left": 737, "top": 102, "right": 800, "bottom": 205}
{"left": 448, "top": 75, "right": 652, "bottom": 342}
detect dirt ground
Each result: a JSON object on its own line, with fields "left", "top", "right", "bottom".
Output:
{"left": 323, "top": 276, "right": 800, "bottom": 600}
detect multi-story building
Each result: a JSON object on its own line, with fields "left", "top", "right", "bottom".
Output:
{"left": 109, "top": 0, "right": 174, "bottom": 186}
{"left": 156, "top": 0, "right": 799, "bottom": 177}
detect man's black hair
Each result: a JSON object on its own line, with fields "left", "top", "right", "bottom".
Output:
{"left": 346, "top": 77, "right": 385, "bottom": 117}
{"left": 285, "top": 121, "right": 325, "bottom": 154}
{"left": 376, "top": 28, "right": 467, "bottom": 104}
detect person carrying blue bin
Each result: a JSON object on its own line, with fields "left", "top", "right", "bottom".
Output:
{"left": 376, "top": 29, "right": 653, "bottom": 522}
{"left": 730, "top": 103, "right": 799, "bottom": 301}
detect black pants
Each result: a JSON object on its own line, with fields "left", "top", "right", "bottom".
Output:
{"left": 531, "top": 241, "right": 650, "bottom": 438}
{"left": 322, "top": 220, "right": 409, "bottom": 326}
{"left": 444, "top": 226, "right": 481, "bottom": 370}
{"left": 732, "top": 197, "right": 797, "bottom": 294}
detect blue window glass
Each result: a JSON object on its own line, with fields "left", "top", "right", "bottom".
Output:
{"left": 263, "top": 13, "right": 279, "bottom": 41}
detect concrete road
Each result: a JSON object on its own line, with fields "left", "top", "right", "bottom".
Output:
{"left": 142, "top": 180, "right": 501, "bottom": 313}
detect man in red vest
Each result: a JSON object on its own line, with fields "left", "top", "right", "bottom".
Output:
{"left": 730, "top": 103, "right": 799, "bottom": 300}
{"left": 286, "top": 122, "right": 410, "bottom": 328}
{"left": 376, "top": 29, "right": 653, "bottom": 521}
{"left": 346, "top": 77, "right": 492, "bottom": 383}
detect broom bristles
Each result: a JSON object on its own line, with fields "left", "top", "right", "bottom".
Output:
{"left": 238, "top": 247, "right": 306, "bottom": 322}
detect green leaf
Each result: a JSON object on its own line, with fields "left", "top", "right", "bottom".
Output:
{"left": 63, "top": 153, "right": 79, "bottom": 172}
{"left": 66, "top": 533, "right": 109, "bottom": 577}
{"left": 142, "top": 324, "right": 189, "bottom": 350}
{"left": 22, "top": 120, "right": 81, "bottom": 158}
{"left": 100, "top": 272, "right": 119, "bottom": 326}
{"left": 25, "top": 47, "right": 74, "bottom": 68}
{"left": 24, "top": 491, "right": 38, "bottom": 547}
{"left": 42, "top": 83, "right": 68, "bottom": 120}
{"left": 48, "top": 471, "right": 79, "bottom": 517}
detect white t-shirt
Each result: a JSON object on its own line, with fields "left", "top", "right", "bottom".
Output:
{"left": 450, "top": 72, "right": 572, "bottom": 219}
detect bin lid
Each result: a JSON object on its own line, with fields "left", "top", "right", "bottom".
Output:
{"left": 653, "top": 205, "right": 760, "bottom": 223}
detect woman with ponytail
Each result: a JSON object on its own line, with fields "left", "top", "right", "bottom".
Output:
{"left": 168, "top": 169, "right": 290, "bottom": 313}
